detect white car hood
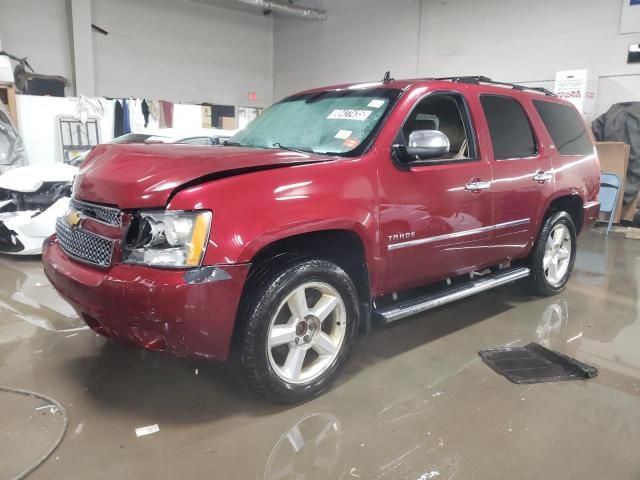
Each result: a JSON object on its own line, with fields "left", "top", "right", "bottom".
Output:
{"left": 0, "top": 163, "right": 78, "bottom": 193}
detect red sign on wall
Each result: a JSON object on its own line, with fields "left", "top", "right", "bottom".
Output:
{"left": 248, "top": 92, "right": 257, "bottom": 101}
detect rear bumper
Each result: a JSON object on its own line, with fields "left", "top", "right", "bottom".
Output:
{"left": 43, "top": 236, "right": 250, "bottom": 360}
{"left": 582, "top": 200, "right": 601, "bottom": 232}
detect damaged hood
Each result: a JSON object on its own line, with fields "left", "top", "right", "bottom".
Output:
{"left": 74, "top": 144, "right": 334, "bottom": 208}
{"left": 0, "top": 163, "right": 78, "bottom": 193}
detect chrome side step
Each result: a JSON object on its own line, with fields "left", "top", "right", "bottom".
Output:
{"left": 375, "top": 267, "right": 530, "bottom": 324}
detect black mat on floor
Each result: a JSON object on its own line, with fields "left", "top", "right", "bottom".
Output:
{"left": 478, "top": 342, "right": 598, "bottom": 384}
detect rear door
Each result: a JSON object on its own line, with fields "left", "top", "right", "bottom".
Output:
{"left": 478, "top": 94, "right": 554, "bottom": 264}
{"left": 379, "top": 91, "right": 494, "bottom": 293}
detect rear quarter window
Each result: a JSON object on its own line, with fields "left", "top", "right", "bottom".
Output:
{"left": 533, "top": 100, "right": 593, "bottom": 156}
{"left": 480, "top": 95, "right": 537, "bottom": 159}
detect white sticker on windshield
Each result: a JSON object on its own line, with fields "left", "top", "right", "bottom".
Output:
{"left": 327, "top": 109, "right": 373, "bottom": 121}
{"left": 368, "top": 99, "right": 385, "bottom": 109}
{"left": 335, "top": 129, "right": 352, "bottom": 140}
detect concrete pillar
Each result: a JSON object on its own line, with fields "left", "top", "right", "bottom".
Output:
{"left": 69, "top": 0, "right": 95, "bottom": 96}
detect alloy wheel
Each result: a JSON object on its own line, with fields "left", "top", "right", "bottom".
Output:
{"left": 543, "top": 223, "right": 572, "bottom": 286}
{"left": 267, "top": 281, "right": 347, "bottom": 384}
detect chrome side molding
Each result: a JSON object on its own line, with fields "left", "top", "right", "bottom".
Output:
{"left": 387, "top": 218, "right": 530, "bottom": 251}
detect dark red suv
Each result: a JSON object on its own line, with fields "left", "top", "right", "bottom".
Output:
{"left": 43, "top": 76, "right": 600, "bottom": 402}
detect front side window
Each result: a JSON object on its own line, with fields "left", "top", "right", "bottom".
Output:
{"left": 533, "top": 100, "right": 593, "bottom": 156}
{"left": 396, "top": 93, "right": 475, "bottom": 162}
{"left": 480, "top": 95, "right": 536, "bottom": 159}
{"left": 230, "top": 88, "right": 401, "bottom": 156}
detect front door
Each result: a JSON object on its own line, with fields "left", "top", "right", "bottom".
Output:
{"left": 379, "top": 92, "right": 494, "bottom": 294}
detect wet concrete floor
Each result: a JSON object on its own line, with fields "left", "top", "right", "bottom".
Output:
{"left": 1, "top": 229, "right": 639, "bottom": 479}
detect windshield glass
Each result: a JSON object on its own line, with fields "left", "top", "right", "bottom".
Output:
{"left": 231, "top": 87, "right": 401, "bottom": 156}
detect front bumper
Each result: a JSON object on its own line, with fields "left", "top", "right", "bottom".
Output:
{"left": 43, "top": 236, "right": 250, "bottom": 360}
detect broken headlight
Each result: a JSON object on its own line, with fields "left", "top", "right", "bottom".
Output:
{"left": 123, "top": 210, "right": 212, "bottom": 268}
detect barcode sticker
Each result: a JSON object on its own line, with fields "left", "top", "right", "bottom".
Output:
{"left": 327, "top": 109, "right": 372, "bottom": 121}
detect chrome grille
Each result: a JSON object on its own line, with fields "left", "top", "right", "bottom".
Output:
{"left": 55, "top": 218, "right": 115, "bottom": 267}
{"left": 70, "top": 197, "right": 122, "bottom": 226}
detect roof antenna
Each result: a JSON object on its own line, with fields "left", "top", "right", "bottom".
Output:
{"left": 383, "top": 71, "right": 394, "bottom": 83}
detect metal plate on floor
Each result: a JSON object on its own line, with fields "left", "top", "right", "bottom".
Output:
{"left": 478, "top": 342, "right": 598, "bottom": 384}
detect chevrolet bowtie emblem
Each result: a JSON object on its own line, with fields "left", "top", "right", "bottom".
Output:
{"left": 65, "top": 209, "right": 83, "bottom": 228}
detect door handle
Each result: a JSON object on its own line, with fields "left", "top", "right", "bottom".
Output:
{"left": 465, "top": 180, "right": 491, "bottom": 192}
{"left": 533, "top": 171, "right": 553, "bottom": 183}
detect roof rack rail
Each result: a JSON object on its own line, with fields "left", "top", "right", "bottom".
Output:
{"left": 427, "top": 76, "right": 556, "bottom": 96}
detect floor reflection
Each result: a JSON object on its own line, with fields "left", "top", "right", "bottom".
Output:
{"left": 264, "top": 412, "right": 343, "bottom": 480}
{"left": 0, "top": 231, "right": 639, "bottom": 479}
{"left": 0, "top": 256, "right": 85, "bottom": 339}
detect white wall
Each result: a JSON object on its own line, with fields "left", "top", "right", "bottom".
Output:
{"left": 4, "top": 0, "right": 639, "bottom": 113}
{"left": 0, "top": 0, "right": 274, "bottom": 106}
{"left": 0, "top": 0, "right": 74, "bottom": 93}
{"left": 273, "top": 0, "right": 640, "bottom": 116}
{"left": 274, "top": 0, "right": 421, "bottom": 100}
{"left": 419, "top": 0, "right": 640, "bottom": 116}
{"left": 91, "top": 0, "right": 273, "bottom": 106}
{"left": 15, "top": 95, "right": 115, "bottom": 165}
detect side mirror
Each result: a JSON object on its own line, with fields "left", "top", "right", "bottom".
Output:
{"left": 392, "top": 130, "right": 451, "bottom": 164}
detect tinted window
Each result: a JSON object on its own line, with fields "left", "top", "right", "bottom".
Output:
{"left": 480, "top": 95, "right": 536, "bottom": 159}
{"left": 533, "top": 100, "right": 593, "bottom": 155}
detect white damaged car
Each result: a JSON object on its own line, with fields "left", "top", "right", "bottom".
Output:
{"left": 0, "top": 162, "right": 78, "bottom": 255}
{"left": 0, "top": 133, "right": 163, "bottom": 255}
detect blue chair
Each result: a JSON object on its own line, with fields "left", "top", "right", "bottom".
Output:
{"left": 598, "top": 172, "right": 621, "bottom": 235}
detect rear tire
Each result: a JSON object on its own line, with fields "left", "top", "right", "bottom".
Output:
{"left": 527, "top": 211, "right": 577, "bottom": 296}
{"left": 237, "top": 258, "right": 359, "bottom": 403}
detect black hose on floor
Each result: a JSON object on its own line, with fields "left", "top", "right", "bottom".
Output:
{"left": 0, "top": 386, "right": 68, "bottom": 480}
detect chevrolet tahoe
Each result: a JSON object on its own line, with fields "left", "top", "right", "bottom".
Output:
{"left": 43, "top": 76, "right": 601, "bottom": 403}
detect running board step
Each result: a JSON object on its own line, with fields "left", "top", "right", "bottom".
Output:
{"left": 375, "top": 267, "right": 530, "bottom": 324}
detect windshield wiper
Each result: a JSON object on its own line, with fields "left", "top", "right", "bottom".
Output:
{"left": 272, "top": 142, "right": 314, "bottom": 155}
{"left": 223, "top": 140, "right": 245, "bottom": 147}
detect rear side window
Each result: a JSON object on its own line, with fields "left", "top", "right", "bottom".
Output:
{"left": 480, "top": 95, "right": 536, "bottom": 159}
{"left": 533, "top": 100, "right": 593, "bottom": 155}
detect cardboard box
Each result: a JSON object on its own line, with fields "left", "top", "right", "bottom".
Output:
{"left": 595, "top": 142, "right": 630, "bottom": 223}
{"left": 554, "top": 69, "right": 598, "bottom": 121}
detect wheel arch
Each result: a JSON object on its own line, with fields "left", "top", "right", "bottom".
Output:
{"left": 239, "top": 227, "right": 374, "bottom": 336}
{"left": 543, "top": 192, "right": 584, "bottom": 234}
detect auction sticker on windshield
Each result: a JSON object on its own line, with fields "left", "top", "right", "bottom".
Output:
{"left": 327, "top": 109, "right": 373, "bottom": 121}
{"left": 334, "top": 130, "right": 352, "bottom": 140}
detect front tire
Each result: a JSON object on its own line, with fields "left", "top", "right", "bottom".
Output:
{"left": 527, "top": 211, "right": 577, "bottom": 296}
{"left": 237, "top": 258, "right": 359, "bottom": 403}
